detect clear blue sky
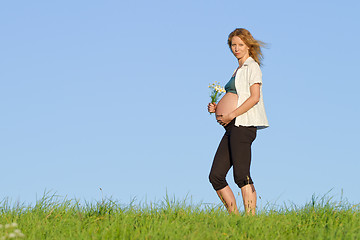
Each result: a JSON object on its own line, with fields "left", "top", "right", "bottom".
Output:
{"left": 1, "top": 0, "right": 359, "bottom": 208}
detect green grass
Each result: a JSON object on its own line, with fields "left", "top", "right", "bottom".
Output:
{"left": 1, "top": 192, "right": 359, "bottom": 239}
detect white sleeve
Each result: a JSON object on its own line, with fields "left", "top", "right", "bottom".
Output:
{"left": 248, "top": 63, "right": 262, "bottom": 86}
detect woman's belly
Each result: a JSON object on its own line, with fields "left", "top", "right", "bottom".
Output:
{"left": 216, "top": 92, "right": 238, "bottom": 116}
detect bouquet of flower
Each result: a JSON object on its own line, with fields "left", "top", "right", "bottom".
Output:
{"left": 208, "top": 81, "right": 225, "bottom": 115}
{"left": 209, "top": 81, "right": 225, "bottom": 103}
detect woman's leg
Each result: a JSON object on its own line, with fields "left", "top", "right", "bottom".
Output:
{"left": 229, "top": 126, "right": 257, "bottom": 215}
{"left": 209, "top": 132, "right": 239, "bottom": 214}
{"left": 216, "top": 185, "right": 239, "bottom": 214}
{"left": 241, "top": 184, "right": 256, "bottom": 215}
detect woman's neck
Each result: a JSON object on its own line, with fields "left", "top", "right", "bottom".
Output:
{"left": 237, "top": 55, "right": 249, "bottom": 67}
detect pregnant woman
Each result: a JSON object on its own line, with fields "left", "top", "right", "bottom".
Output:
{"left": 207, "top": 28, "right": 269, "bottom": 215}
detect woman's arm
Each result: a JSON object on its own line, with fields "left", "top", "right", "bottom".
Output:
{"left": 216, "top": 83, "right": 260, "bottom": 126}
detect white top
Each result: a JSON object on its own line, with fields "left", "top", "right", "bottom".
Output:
{"left": 234, "top": 56, "right": 269, "bottom": 129}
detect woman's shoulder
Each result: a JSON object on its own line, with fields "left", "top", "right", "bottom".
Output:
{"left": 245, "top": 57, "right": 260, "bottom": 67}
{"left": 246, "top": 58, "right": 261, "bottom": 73}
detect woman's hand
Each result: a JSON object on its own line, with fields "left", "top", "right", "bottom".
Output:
{"left": 207, "top": 102, "right": 217, "bottom": 113}
{"left": 216, "top": 113, "right": 234, "bottom": 126}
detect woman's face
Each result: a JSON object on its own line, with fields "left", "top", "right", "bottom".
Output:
{"left": 230, "top": 36, "right": 249, "bottom": 60}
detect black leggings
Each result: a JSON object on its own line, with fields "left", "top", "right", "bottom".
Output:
{"left": 209, "top": 119, "right": 257, "bottom": 191}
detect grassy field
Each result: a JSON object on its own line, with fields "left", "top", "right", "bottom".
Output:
{"left": 1, "top": 193, "right": 359, "bottom": 239}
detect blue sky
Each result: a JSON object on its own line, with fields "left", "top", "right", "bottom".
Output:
{"left": 1, "top": 0, "right": 359, "bottom": 209}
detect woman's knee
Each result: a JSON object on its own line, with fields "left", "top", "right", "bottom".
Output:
{"left": 209, "top": 172, "right": 228, "bottom": 191}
